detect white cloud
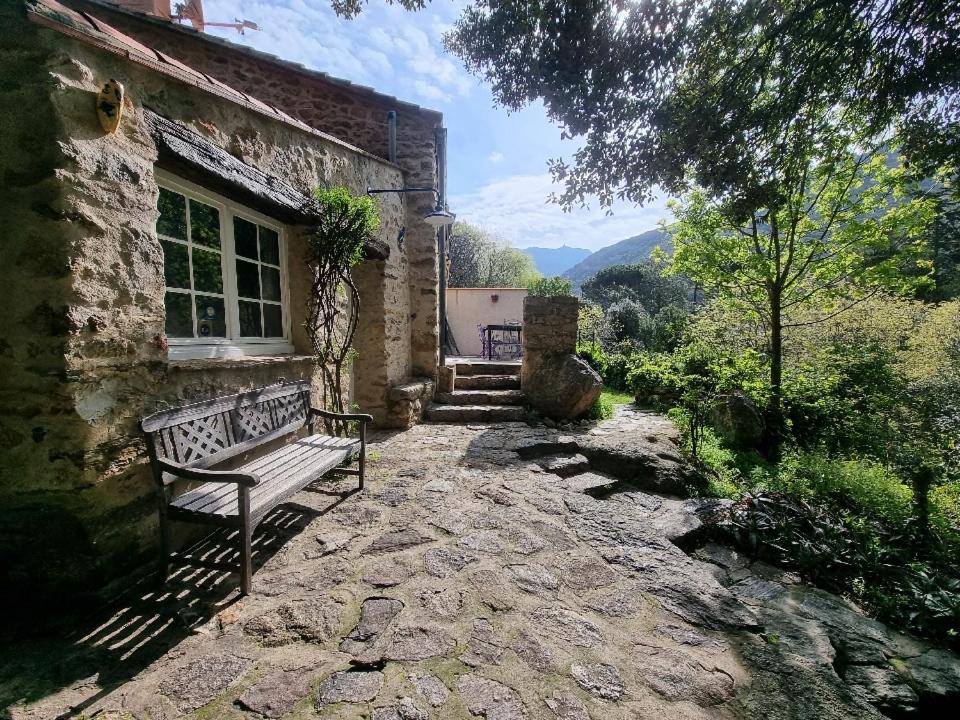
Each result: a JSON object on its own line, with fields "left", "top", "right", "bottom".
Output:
{"left": 413, "top": 79, "right": 452, "bottom": 103}
{"left": 203, "top": 0, "right": 474, "bottom": 106}
{"left": 451, "top": 173, "right": 672, "bottom": 251}
{"left": 488, "top": 151, "right": 504, "bottom": 164}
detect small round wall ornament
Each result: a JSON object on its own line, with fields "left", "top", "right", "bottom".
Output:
{"left": 96, "top": 79, "right": 124, "bottom": 134}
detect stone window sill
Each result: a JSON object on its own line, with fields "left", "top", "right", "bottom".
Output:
{"left": 168, "top": 355, "right": 315, "bottom": 371}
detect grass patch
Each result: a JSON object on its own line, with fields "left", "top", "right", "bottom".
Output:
{"left": 601, "top": 388, "right": 634, "bottom": 405}
{"left": 585, "top": 388, "right": 635, "bottom": 421}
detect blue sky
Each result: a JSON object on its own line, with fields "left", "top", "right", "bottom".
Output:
{"left": 204, "top": 0, "right": 670, "bottom": 251}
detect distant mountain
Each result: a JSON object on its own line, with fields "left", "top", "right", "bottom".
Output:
{"left": 563, "top": 228, "right": 670, "bottom": 288}
{"left": 522, "top": 245, "right": 592, "bottom": 277}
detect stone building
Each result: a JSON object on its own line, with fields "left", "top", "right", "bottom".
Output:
{"left": 0, "top": 0, "right": 445, "bottom": 601}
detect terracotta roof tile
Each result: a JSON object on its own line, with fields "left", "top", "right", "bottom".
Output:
{"left": 73, "top": 0, "right": 441, "bottom": 120}
{"left": 25, "top": 0, "right": 396, "bottom": 166}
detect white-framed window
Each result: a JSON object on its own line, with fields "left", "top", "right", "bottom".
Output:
{"left": 155, "top": 171, "right": 294, "bottom": 359}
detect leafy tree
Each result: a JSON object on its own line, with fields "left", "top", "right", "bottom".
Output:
{"left": 484, "top": 244, "right": 540, "bottom": 287}
{"left": 528, "top": 276, "right": 573, "bottom": 296}
{"left": 447, "top": 222, "right": 495, "bottom": 287}
{"left": 606, "top": 298, "right": 647, "bottom": 342}
{"left": 581, "top": 261, "right": 691, "bottom": 312}
{"left": 436, "top": 0, "right": 960, "bottom": 209}
{"left": 667, "top": 149, "right": 936, "bottom": 452}
{"left": 446, "top": 221, "right": 540, "bottom": 288}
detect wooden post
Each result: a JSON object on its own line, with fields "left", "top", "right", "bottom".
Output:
{"left": 358, "top": 422, "right": 367, "bottom": 491}
{"left": 238, "top": 487, "right": 252, "bottom": 596}
{"left": 157, "top": 501, "right": 171, "bottom": 585}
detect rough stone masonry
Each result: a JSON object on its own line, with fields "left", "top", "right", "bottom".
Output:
{"left": 3, "top": 410, "right": 958, "bottom": 719}
{"left": 522, "top": 296, "right": 602, "bottom": 420}
{"left": 0, "top": 0, "right": 440, "bottom": 602}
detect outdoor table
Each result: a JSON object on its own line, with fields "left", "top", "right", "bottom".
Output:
{"left": 485, "top": 324, "right": 523, "bottom": 360}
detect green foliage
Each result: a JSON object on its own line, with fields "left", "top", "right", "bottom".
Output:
{"left": 306, "top": 186, "right": 381, "bottom": 431}
{"left": 581, "top": 261, "right": 690, "bottom": 312}
{"left": 580, "top": 261, "right": 693, "bottom": 352}
{"left": 310, "top": 186, "right": 379, "bottom": 268}
{"left": 714, "top": 491, "right": 960, "bottom": 643}
{"left": 527, "top": 276, "right": 572, "bottom": 296}
{"left": 585, "top": 393, "right": 614, "bottom": 422}
{"left": 576, "top": 340, "right": 608, "bottom": 378}
{"left": 584, "top": 389, "right": 634, "bottom": 422}
{"left": 442, "top": 0, "right": 959, "bottom": 213}
{"left": 447, "top": 221, "right": 540, "bottom": 288}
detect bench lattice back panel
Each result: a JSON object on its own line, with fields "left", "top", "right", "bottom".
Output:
{"left": 142, "top": 382, "right": 312, "bottom": 472}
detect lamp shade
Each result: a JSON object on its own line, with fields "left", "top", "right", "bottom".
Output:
{"left": 423, "top": 208, "right": 456, "bottom": 228}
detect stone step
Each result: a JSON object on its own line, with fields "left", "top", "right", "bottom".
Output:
{"left": 435, "top": 390, "right": 525, "bottom": 406}
{"left": 536, "top": 453, "right": 591, "bottom": 478}
{"left": 425, "top": 404, "right": 527, "bottom": 423}
{"left": 454, "top": 361, "right": 521, "bottom": 376}
{"left": 455, "top": 374, "right": 520, "bottom": 390}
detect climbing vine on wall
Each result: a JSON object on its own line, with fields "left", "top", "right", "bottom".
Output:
{"left": 305, "top": 186, "right": 380, "bottom": 434}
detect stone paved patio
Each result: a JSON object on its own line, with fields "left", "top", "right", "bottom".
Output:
{"left": 3, "top": 409, "right": 958, "bottom": 719}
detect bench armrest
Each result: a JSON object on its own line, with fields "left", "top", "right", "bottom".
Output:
{"left": 158, "top": 459, "right": 260, "bottom": 487}
{"left": 310, "top": 408, "right": 374, "bottom": 423}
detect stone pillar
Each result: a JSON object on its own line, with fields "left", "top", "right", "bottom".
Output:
{"left": 521, "top": 296, "right": 601, "bottom": 420}
{"left": 522, "top": 295, "right": 580, "bottom": 366}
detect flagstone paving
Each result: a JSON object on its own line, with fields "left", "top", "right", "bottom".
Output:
{"left": 3, "top": 409, "right": 959, "bottom": 719}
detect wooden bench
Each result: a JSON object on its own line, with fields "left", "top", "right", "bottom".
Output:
{"left": 141, "top": 381, "right": 372, "bottom": 595}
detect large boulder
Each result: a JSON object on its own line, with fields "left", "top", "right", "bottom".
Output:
{"left": 524, "top": 353, "right": 602, "bottom": 420}
{"left": 711, "top": 390, "right": 765, "bottom": 448}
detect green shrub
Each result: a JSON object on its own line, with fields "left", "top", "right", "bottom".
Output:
{"left": 576, "top": 340, "right": 608, "bottom": 377}
{"left": 758, "top": 452, "right": 914, "bottom": 525}
{"left": 932, "top": 482, "right": 960, "bottom": 539}
{"left": 585, "top": 393, "right": 615, "bottom": 421}
{"left": 528, "top": 276, "right": 573, "bottom": 296}
{"left": 626, "top": 353, "right": 684, "bottom": 403}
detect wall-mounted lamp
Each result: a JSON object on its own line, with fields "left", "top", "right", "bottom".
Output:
{"left": 366, "top": 187, "right": 457, "bottom": 229}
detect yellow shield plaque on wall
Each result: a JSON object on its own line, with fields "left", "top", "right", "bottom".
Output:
{"left": 96, "top": 79, "right": 124, "bottom": 134}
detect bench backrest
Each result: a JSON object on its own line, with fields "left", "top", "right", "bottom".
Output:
{"left": 141, "top": 381, "right": 312, "bottom": 473}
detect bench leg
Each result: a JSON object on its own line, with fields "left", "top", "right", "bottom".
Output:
{"left": 238, "top": 488, "right": 253, "bottom": 596}
{"left": 358, "top": 422, "right": 366, "bottom": 491}
{"left": 158, "top": 505, "right": 171, "bottom": 585}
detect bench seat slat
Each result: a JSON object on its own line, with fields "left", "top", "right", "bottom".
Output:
{"left": 169, "top": 434, "right": 359, "bottom": 518}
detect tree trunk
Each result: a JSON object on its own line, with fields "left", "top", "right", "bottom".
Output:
{"left": 766, "top": 284, "right": 784, "bottom": 457}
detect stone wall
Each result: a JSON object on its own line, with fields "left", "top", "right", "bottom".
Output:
{"left": 522, "top": 296, "right": 581, "bottom": 361}
{"left": 521, "top": 296, "right": 601, "bottom": 420}
{"left": 68, "top": 0, "right": 442, "bottom": 381}
{"left": 0, "top": 4, "right": 412, "bottom": 602}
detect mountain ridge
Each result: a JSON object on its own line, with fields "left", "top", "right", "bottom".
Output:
{"left": 521, "top": 245, "right": 593, "bottom": 277}
{"left": 562, "top": 227, "right": 670, "bottom": 287}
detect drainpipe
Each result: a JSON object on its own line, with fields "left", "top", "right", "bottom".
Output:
{"left": 387, "top": 111, "right": 397, "bottom": 163}
{"left": 435, "top": 125, "right": 449, "bottom": 367}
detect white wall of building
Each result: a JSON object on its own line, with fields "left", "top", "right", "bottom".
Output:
{"left": 446, "top": 288, "right": 527, "bottom": 357}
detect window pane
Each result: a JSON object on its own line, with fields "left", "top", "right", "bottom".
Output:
{"left": 157, "top": 188, "right": 186, "bottom": 240}
{"left": 259, "top": 226, "right": 280, "bottom": 265}
{"left": 192, "top": 247, "right": 223, "bottom": 294}
{"left": 164, "top": 292, "right": 193, "bottom": 337}
{"left": 238, "top": 300, "right": 263, "bottom": 337}
{"left": 263, "top": 303, "right": 283, "bottom": 338}
{"left": 190, "top": 200, "right": 220, "bottom": 249}
{"left": 234, "top": 216, "right": 258, "bottom": 259}
{"left": 161, "top": 239, "right": 189, "bottom": 289}
{"left": 261, "top": 266, "right": 282, "bottom": 302}
{"left": 236, "top": 259, "right": 260, "bottom": 299}
{"left": 195, "top": 296, "right": 226, "bottom": 338}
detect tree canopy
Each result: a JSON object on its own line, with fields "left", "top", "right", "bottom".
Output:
{"left": 446, "top": 222, "right": 540, "bottom": 288}
{"left": 581, "top": 260, "right": 692, "bottom": 312}
{"left": 440, "top": 0, "right": 960, "bottom": 210}
{"left": 666, "top": 147, "right": 936, "bottom": 450}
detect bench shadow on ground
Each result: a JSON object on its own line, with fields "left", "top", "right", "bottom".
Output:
{"left": 0, "top": 483, "right": 357, "bottom": 719}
